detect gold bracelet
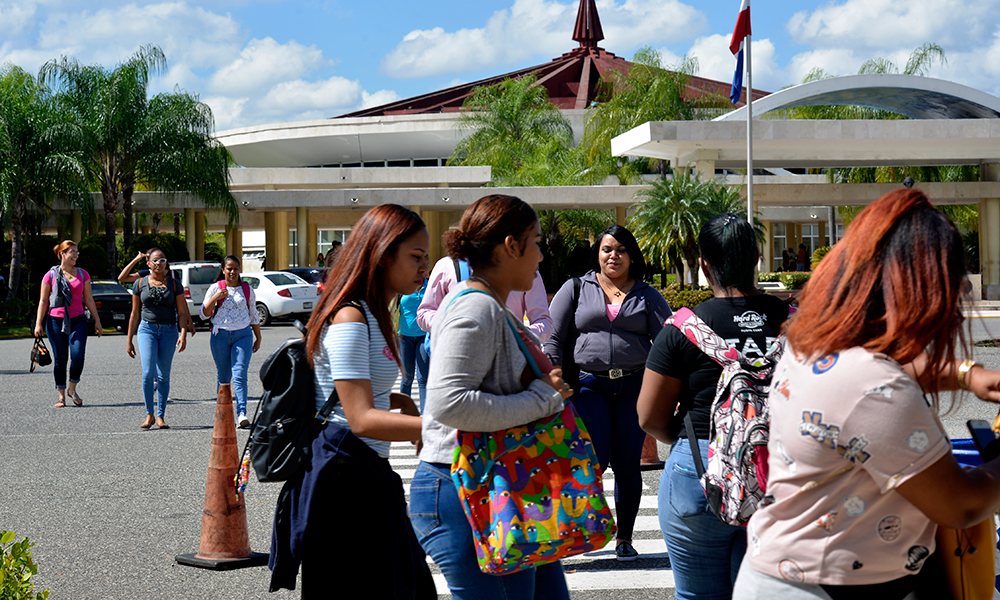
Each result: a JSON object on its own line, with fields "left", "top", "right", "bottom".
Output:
{"left": 958, "top": 359, "right": 983, "bottom": 390}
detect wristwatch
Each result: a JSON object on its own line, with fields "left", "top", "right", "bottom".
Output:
{"left": 958, "top": 359, "right": 983, "bottom": 390}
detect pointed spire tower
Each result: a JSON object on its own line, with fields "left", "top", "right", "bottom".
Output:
{"left": 340, "top": 0, "right": 762, "bottom": 117}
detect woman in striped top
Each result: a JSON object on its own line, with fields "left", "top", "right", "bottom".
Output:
{"left": 293, "top": 203, "right": 435, "bottom": 598}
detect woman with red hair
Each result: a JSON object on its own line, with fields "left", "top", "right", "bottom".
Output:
{"left": 734, "top": 189, "right": 1000, "bottom": 599}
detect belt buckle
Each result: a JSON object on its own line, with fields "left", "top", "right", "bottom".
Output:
{"left": 609, "top": 368, "right": 623, "bottom": 380}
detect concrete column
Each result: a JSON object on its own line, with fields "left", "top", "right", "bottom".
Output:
{"left": 692, "top": 149, "right": 718, "bottom": 183}
{"left": 817, "top": 222, "right": 826, "bottom": 250}
{"left": 295, "top": 207, "right": 309, "bottom": 268}
{"left": 184, "top": 208, "right": 196, "bottom": 261}
{"left": 264, "top": 211, "right": 290, "bottom": 271}
{"left": 980, "top": 164, "right": 1000, "bottom": 300}
{"left": 194, "top": 211, "right": 205, "bottom": 260}
{"left": 424, "top": 210, "right": 449, "bottom": 265}
{"left": 71, "top": 210, "right": 83, "bottom": 242}
{"left": 760, "top": 219, "right": 773, "bottom": 272}
{"left": 307, "top": 223, "right": 318, "bottom": 266}
{"left": 141, "top": 225, "right": 151, "bottom": 235}
{"left": 225, "top": 225, "right": 243, "bottom": 260}
{"left": 616, "top": 207, "right": 628, "bottom": 226}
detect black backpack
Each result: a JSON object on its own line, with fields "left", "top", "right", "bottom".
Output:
{"left": 244, "top": 302, "right": 367, "bottom": 482}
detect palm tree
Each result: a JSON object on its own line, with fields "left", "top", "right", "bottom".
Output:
{"left": 630, "top": 174, "right": 709, "bottom": 289}
{"left": 0, "top": 65, "right": 86, "bottom": 298}
{"left": 449, "top": 75, "right": 573, "bottom": 184}
{"left": 580, "top": 47, "right": 729, "bottom": 184}
{"left": 41, "top": 45, "right": 237, "bottom": 276}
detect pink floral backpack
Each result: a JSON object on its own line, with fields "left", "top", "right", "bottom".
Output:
{"left": 670, "top": 307, "right": 784, "bottom": 527}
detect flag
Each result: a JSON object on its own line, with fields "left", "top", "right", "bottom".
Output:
{"left": 729, "top": 0, "right": 751, "bottom": 105}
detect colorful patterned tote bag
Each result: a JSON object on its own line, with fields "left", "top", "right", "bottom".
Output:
{"left": 449, "top": 288, "right": 616, "bottom": 574}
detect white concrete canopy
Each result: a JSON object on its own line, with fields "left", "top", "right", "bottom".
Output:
{"left": 611, "top": 119, "right": 1000, "bottom": 169}
{"left": 716, "top": 74, "right": 1000, "bottom": 122}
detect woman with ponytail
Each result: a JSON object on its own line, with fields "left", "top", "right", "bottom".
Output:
{"left": 731, "top": 189, "right": 1000, "bottom": 599}
{"left": 638, "top": 213, "right": 792, "bottom": 600}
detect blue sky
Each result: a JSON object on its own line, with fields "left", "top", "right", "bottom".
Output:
{"left": 2, "top": 0, "right": 999, "bottom": 130}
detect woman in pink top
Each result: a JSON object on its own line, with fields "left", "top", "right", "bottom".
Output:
{"left": 33, "top": 240, "right": 102, "bottom": 407}
{"left": 734, "top": 189, "right": 1000, "bottom": 600}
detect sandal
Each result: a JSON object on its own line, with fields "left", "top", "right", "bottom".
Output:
{"left": 140, "top": 415, "right": 155, "bottom": 429}
{"left": 156, "top": 417, "right": 170, "bottom": 430}
{"left": 72, "top": 391, "right": 83, "bottom": 407}
{"left": 54, "top": 400, "right": 66, "bottom": 408}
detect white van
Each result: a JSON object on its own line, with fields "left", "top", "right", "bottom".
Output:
{"left": 170, "top": 261, "right": 221, "bottom": 325}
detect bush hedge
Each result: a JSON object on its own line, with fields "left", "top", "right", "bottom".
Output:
{"left": 659, "top": 283, "right": 714, "bottom": 309}
{"left": 811, "top": 246, "right": 831, "bottom": 270}
{"left": 779, "top": 272, "right": 811, "bottom": 290}
{"left": 757, "top": 272, "right": 781, "bottom": 283}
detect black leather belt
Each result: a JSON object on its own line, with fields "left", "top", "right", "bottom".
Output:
{"left": 582, "top": 367, "right": 642, "bottom": 380}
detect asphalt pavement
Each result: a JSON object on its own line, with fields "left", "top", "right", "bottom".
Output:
{"left": 3, "top": 313, "right": 1000, "bottom": 599}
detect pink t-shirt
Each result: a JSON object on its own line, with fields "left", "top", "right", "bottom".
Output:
{"left": 42, "top": 268, "right": 90, "bottom": 318}
{"left": 605, "top": 303, "right": 622, "bottom": 322}
{"left": 747, "top": 345, "right": 949, "bottom": 586}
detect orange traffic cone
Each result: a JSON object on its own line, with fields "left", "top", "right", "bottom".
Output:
{"left": 640, "top": 433, "right": 664, "bottom": 471}
{"left": 176, "top": 384, "right": 268, "bottom": 570}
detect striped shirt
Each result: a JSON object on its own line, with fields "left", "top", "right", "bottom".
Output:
{"left": 313, "top": 300, "right": 398, "bottom": 458}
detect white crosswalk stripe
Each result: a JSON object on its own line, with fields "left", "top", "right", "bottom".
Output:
{"left": 387, "top": 441, "right": 674, "bottom": 598}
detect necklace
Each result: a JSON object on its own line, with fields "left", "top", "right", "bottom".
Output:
{"left": 469, "top": 275, "right": 504, "bottom": 303}
{"left": 599, "top": 272, "right": 631, "bottom": 298}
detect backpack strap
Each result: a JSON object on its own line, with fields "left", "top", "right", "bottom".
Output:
{"left": 453, "top": 258, "right": 470, "bottom": 282}
{"left": 669, "top": 307, "right": 740, "bottom": 367}
{"left": 241, "top": 282, "right": 252, "bottom": 311}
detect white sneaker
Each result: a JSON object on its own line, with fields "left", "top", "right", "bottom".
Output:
{"left": 237, "top": 413, "right": 250, "bottom": 429}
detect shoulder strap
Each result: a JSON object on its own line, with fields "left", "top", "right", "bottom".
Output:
{"left": 669, "top": 307, "right": 739, "bottom": 367}
{"left": 241, "top": 282, "right": 251, "bottom": 310}
{"left": 453, "top": 259, "right": 461, "bottom": 281}
{"left": 452, "top": 259, "right": 470, "bottom": 282}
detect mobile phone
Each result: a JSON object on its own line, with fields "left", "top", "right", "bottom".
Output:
{"left": 967, "top": 420, "right": 1000, "bottom": 462}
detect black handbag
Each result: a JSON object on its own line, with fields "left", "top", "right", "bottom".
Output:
{"left": 30, "top": 337, "right": 52, "bottom": 372}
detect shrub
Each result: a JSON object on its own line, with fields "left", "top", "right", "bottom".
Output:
{"left": 659, "top": 283, "right": 714, "bottom": 309}
{"left": 0, "top": 298, "right": 35, "bottom": 326}
{"left": 779, "top": 272, "right": 811, "bottom": 290}
{"left": 757, "top": 272, "right": 781, "bottom": 283}
{"left": 811, "top": 246, "right": 831, "bottom": 270}
{"left": 0, "top": 531, "right": 49, "bottom": 600}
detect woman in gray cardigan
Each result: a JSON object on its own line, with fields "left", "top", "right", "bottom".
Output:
{"left": 413, "top": 194, "right": 573, "bottom": 600}
{"left": 544, "top": 224, "right": 672, "bottom": 562}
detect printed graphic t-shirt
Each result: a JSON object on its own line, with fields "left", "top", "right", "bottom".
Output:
{"left": 746, "top": 346, "right": 950, "bottom": 586}
{"left": 645, "top": 294, "right": 791, "bottom": 440}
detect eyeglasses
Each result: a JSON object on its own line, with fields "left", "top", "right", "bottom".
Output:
{"left": 149, "top": 258, "right": 168, "bottom": 265}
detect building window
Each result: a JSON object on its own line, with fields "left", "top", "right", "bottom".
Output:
{"left": 318, "top": 229, "right": 351, "bottom": 261}
{"left": 802, "top": 224, "right": 820, "bottom": 257}
{"left": 772, "top": 223, "right": 786, "bottom": 271}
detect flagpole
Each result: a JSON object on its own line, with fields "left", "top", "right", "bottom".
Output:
{"left": 745, "top": 33, "right": 753, "bottom": 225}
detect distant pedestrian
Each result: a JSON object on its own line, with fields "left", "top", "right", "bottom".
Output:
{"left": 398, "top": 278, "right": 429, "bottom": 411}
{"left": 416, "top": 194, "right": 572, "bottom": 599}
{"left": 779, "top": 249, "right": 790, "bottom": 272}
{"left": 200, "top": 255, "right": 261, "bottom": 429}
{"left": 125, "top": 248, "right": 192, "bottom": 429}
{"left": 544, "top": 224, "right": 672, "bottom": 563}
{"left": 33, "top": 240, "right": 101, "bottom": 408}
{"left": 315, "top": 253, "right": 324, "bottom": 267}
{"left": 268, "top": 204, "right": 434, "bottom": 597}
{"left": 796, "top": 243, "right": 808, "bottom": 272}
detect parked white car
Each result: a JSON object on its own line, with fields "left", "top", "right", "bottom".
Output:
{"left": 241, "top": 271, "right": 318, "bottom": 326}
{"left": 170, "top": 261, "right": 221, "bottom": 326}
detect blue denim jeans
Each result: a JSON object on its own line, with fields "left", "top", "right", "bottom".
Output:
{"left": 45, "top": 314, "right": 88, "bottom": 390}
{"left": 408, "top": 462, "right": 570, "bottom": 600}
{"left": 574, "top": 370, "right": 645, "bottom": 540}
{"left": 209, "top": 326, "right": 253, "bottom": 415}
{"left": 399, "top": 333, "right": 428, "bottom": 411}
{"left": 136, "top": 321, "right": 178, "bottom": 417}
{"left": 659, "top": 438, "right": 747, "bottom": 600}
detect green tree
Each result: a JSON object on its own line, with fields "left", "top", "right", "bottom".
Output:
{"left": 630, "top": 173, "right": 709, "bottom": 289}
{"left": 449, "top": 75, "right": 573, "bottom": 184}
{"left": 41, "top": 45, "right": 237, "bottom": 277}
{"left": 0, "top": 64, "right": 86, "bottom": 298}
{"left": 580, "top": 47, "right": 729, "bottom": 184}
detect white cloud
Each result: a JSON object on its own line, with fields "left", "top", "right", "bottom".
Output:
{"left": 0, "top": 2, "right": 38, "bottom": 37}
{"left": 258, "top": 77, "right": 363, "bottom": 113}
{"left": 785, "top": 48, "right": 862, "bottom": 85}
{"left": 787, "top": 0, "right": 996, "bottom": 52}
{"left": 210, "top": 37, "right": 328, "bottom": 95}
{"left": 361, "top": 89, "right": 400, "bottom": 109}
{"left": 687, "top": 34, "right": 781, "bottom": 92}
{"left": 380, "top": 0, "right": 707, "bottom": 79}
{"left": 203, "top": 95, "right": 248, "bottom": 131}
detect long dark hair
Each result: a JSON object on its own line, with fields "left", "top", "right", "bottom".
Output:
{"left": 698, "top": 213, "right": 758, "bottom": 293}
{"left": 590, "top": 224, "right": 647, "bottom": 281}
{"left": 443, "top": 194, "right": 537, "bottom": 270}
{"left": 786, "top": 189, "right": 967, "bottom": 403}
{"left": 306, "top": 204, "right": 425, "bottom": 367}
